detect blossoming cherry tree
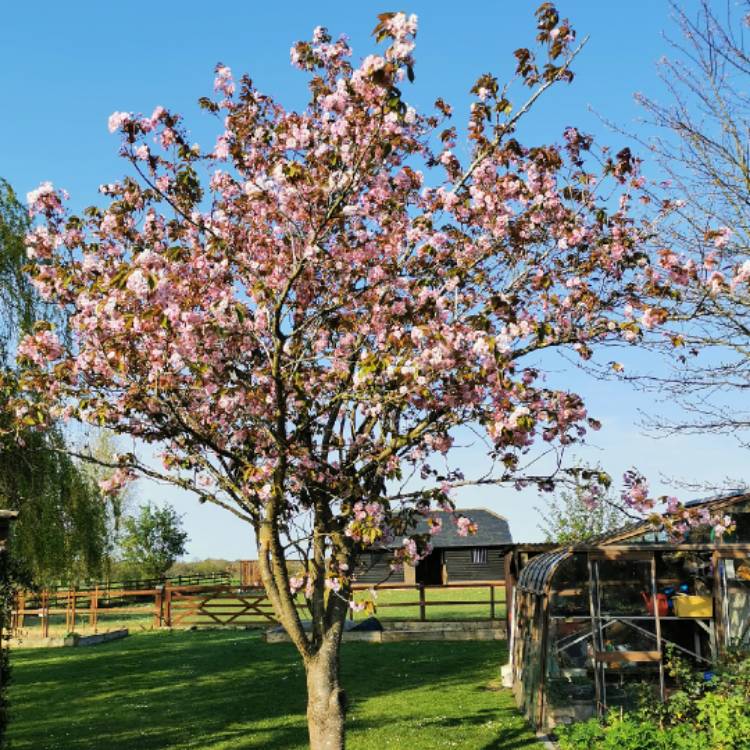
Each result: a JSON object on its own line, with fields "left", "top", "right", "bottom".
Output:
{"left": 14, "top": 7, "right": 688, "bottom": 748}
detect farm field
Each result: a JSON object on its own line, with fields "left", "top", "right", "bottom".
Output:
{"left": 7, "top": 630, "right": 541, "bottom": 750}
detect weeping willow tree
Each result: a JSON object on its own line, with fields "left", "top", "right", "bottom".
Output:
{"left": 0, "top": 178, "right": 117, "bottom": 587}
{"left": 0, "top": 181, "right": 35, "bottom": 363}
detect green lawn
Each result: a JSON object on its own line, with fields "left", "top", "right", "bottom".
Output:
{"left": 8, "top": 630, "right": 541, "bottom": 750}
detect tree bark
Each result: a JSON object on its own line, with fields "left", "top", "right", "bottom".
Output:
{"left": 305, "top": 641, "right": 346, "bottom": 750}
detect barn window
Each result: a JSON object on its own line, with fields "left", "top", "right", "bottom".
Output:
{"left": 472, "top": 547, "right": 488, "bottom": 565}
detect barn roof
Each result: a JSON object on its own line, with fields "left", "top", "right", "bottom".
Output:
{"left": 393, "top": 508, "right": 513, "bottom": 549}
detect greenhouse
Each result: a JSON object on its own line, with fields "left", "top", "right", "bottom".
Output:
{"left": 508, "top": 492, "right": 750, "bottom": 731}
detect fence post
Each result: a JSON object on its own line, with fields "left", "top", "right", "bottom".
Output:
{"left": 419, "top": 583, "right": 426, "bottom": 622}
{"left": 240, "top": 561, "right": 249, "bottom": 588}
{"left": 71, "top": 588, "right": 77, "bottom": 632}
{"left": 13, "top": 592, "right": 22, "bottom": 634}
{"left": 490, "top": 584, "right": 495, "bottom": 620}
{"left": 154, "top": 585, "right": 164, "bottom": 628}
{"left": 42, "top": 590, "right": 49, "bottom": 639}
{"left": 164, "top": 587, "right": 172, "bottom": 627}
{"left": 92, "top": 586, "right": 99, "bottom": 632}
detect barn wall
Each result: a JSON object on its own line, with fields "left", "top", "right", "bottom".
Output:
{"left": 353, "top": 551, "right": 403, "bottom": 584}
{"left": 444, "top": 547, "right": 505, "bottom": 582}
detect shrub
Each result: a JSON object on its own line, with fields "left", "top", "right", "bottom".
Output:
{"left": 556, "top": 717, "right": 605, "bottom": 748}
{"left": 557, "top": 718, "right": 711, "bottom": 750}
{"left": 556, "top": 649, "right": 750, "bottom": 750}
{"left": 695, "top": 691, "right": 750, "bottom": 749}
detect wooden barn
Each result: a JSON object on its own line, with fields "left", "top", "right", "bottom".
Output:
{"left": 354, "top": 508, "right": 513, "bottom": 585}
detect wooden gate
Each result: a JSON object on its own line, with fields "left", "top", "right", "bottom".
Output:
{"left": 166, "top": 587, "right": 277, "bottom": 627}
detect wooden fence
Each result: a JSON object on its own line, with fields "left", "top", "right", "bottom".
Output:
{"left": 11, "top": 580, "right": 505, "bottom": 638}
{"left": 350, "top": 581, "right": 504, "bottom": 621}
{"left": 12, "top": 586, "right": 163, "bottom": 638}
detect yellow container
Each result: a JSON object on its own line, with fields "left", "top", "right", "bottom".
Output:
{"left": 673, "top": 595, "right": 713, "bottom": 617}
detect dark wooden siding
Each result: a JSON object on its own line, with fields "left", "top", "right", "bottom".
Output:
{"left": 353, "top": 551, "right": 402, "bottom": 584}
{"left": 444, "top": 547, "right": 505, "bottom": 582}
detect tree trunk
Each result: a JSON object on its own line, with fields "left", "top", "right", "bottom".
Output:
{"left": 305, "top": 642, "right": 346, "bottom": 750}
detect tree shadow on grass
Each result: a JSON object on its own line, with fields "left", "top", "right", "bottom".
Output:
{"left": 8, "top": 631, "right": 539, "bottom": 749}
{"left": 478, "top": 732, "right": 545, "bottom": 750}
{"left": 9, "top": 631, "right": 308, "bottom": 749}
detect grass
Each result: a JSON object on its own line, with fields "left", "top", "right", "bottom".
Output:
{"left": 8, "top": 630, "right": 541, "bottom": 750}
{"left": 13, "top": 586, "right": 507, "bottom": 640}
{"left": 351, "top": 585, "right": 507, "bottom": 621}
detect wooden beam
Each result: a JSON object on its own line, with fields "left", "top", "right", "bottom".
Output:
{"left": 710, "top": 549, "right": 750, "bottom": 559}
{"left": 589, "top": 550, "right": 656, "bottom": 561}
{"left": 578, "top": 543, "right": 750, "bottom": 553}
{"left": 595, "top": 650, "right": 662, "bottom": 663}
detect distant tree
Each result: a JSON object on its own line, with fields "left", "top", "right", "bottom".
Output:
{"left": 77, "top": 429, "right": 133, "bottom": 574}
{"left": 537, "top": 476, "right": 629, "bottom": 544}
{"left": 167, "top": 558, "right": 233, "bottom": 578}
{"left": 119, "top": 502, "right": 188, "bottom": 580}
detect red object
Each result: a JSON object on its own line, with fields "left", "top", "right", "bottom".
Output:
{"left": 641, "top": 591, "right": 669, "bottom": 617}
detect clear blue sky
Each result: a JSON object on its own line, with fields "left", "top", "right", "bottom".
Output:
{"left": 3, "top": 1, "right": 745, "bottom": 559}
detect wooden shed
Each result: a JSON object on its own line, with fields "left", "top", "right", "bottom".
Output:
{"left": 354, "top": 508, "right": 513, "bottom": 585}
{"left": 508, "top": 491, "right": 750, "bottom": 732}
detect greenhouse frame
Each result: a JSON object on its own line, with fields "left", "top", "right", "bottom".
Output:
{"left": 508, "top": 492, "right": 750, "bottom": 731}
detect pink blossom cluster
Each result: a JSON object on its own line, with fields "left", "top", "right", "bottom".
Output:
{"left": 712, "top": 515, "right": 735, "bottom": 537}
{"left": 621, "top": 470, "right": 654, "bottom": 513}
{"left": 455, "top": 516, "right": 478, "bottom": 537}
{"left": 581, "top": 485, "right": 603, "bottom": 511}
{"left": 661, "top": 497, "right": 736, "bottom": 539}
{"left": 344, "top": 501, "right": 388, "bottom": 546}
{"left": 98, "top": 467, "right": 135, "bottom": 496}
{"left": 213, "top": 65, "right": 235, "bottom": 97}
{"left": 289, "top": 574, "right": 315, "bottom": 598}
{"left": 324, "top": 577, "right": 342, "bottom": 593}
{"left": 26, "top": 181, "right": 65, "bottom": 216}
{"left": 16, "top": 329, "right": 63, "bottom": 367}
{"left": 713, "top": 226, "right": 732, "bottom": 249}
{"left": 621, "top": 474, "right": 738, "bottom": 540}
{"left": 382, "top": 12, "right": 418, "bottom": 64}
{"left": 391, "top": 537, "right": 433, "bottom": 570}
{"left": 427, "top": 516, "right": 443, "bottom": 535}
{"left": 107, "top": 106, "right": 168, "bottom": 138}
{"left": 108, "top": 111, "right": 132, "bottom": 133}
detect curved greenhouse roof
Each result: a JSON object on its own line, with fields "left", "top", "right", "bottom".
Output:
{"left": 516, "top": 549, "right": 570, "bottom": 595}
